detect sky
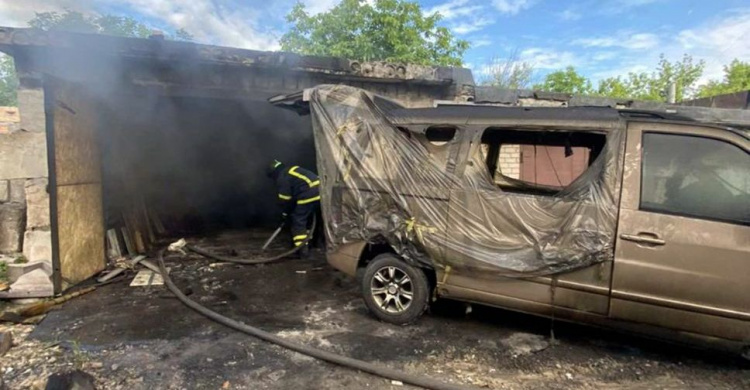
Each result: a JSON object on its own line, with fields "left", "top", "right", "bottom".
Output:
{"left": 1, "top": 0, "right": 748, "bottom": 86}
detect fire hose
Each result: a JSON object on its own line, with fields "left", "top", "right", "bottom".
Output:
{"left": 157, "top": 221, "right": 476, "bottom": 390}
{"left": 183, "top": 216, "right": 317, "bottom": 265}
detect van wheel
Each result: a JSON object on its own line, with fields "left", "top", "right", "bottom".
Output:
{"left": 361, "top": 254, "right": 430, "bottom": 325}
{"left": 742, "top": 346, "right": 750, "bottom": 362}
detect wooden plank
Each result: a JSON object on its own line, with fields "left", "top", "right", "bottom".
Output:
{"left": 52, "top": 82, "right": 105, "bottom": 290}
{"left": 140, "top": 202, "right": 156, "bottom": 243}
{"left": 106, "top": 229, "right": 122, "bottom": 259}
{"left": 57, "top": 184, "right": 105, "bottom": 288}
{"left": 121, "top": 226, "right": 135, "bottom": 255}
{"left": 148, "top": 208, "right": 167, "bottom": 235}
{"left": 53, "top": 91, "right": 101, "bottom": 186}
{"left": 122, "top": 211, "right": 145, "bottom": 254}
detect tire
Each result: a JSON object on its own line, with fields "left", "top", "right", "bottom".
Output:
{"left": 361, "top": 254, "right": 430, "bottom": 325}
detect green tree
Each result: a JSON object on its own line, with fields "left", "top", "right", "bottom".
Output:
{"left": 533, "top": 66, "right": 593, "bottom": 94}
{"left": 606, "top": 55, "right": 704, "bottom": 101}
{"left": 480, "top": 51, "right": 534, "bottom": 89}
{"left": 697, "top": 60, "right": 750, "bottom": 98}
{"left": 28, "top": 10, "right": 193, "bottom": 40}
{"left": 0, "top": 54, "right": 19, "bottom": 106}
{"left": 596, "top": 76, "right": 630, "bottom": 99}
{"left": 594, "top": 54, "right": 705, "bottom": 102}
{"left": 280, "top": 0, "right": 469, "bottom": 66}
{"left": 629, "top": 54, "right": 704, "bottom": 101}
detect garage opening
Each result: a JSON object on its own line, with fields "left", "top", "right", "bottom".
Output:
{"left": 48, "top": 80, "right": 314, "bottom": 288}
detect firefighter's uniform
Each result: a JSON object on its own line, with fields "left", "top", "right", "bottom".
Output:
{"left": 269, "top": 161, "right": 320, "bottom": 249}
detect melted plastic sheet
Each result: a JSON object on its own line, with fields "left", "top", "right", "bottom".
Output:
{"left": 309, "top": 85, "right": 624, "bottom": 276}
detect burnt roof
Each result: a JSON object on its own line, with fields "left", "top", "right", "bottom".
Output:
{"left": 0, "top": 26, "right": 466, "bottom": 85}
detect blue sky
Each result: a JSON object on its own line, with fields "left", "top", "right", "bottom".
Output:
{"left": 1, "top": 0, "right": 748, "bottom": 86}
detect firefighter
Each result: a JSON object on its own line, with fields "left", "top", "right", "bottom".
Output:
{"left": 266, "top": 160, "right": 320, "bottom": 257}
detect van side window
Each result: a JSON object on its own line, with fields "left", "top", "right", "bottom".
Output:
{"left": 481, "top": 129, "right": 606, "bottom": 195}
{"left": 425, "top": 126, "right": 456, "bottom": 145}
{"left": 641, "top": 133, "right": 750, "bottom": 225}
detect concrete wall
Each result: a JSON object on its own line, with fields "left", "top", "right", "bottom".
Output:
{"left": 0, "top": 73, "right": 54, "bottom": 297}
{"left": 0, "top": 84, "right": 51, "bottom": 257}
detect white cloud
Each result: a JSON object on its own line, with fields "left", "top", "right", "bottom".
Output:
{"left": 471, "top": 38, "right": 493, "bottom": 48}
{"left": 492, "top": 0, "right": 536, "bottom": 15}
{"left": 589, "top": 63, "right": 650, "bottom": 83}
{"left": 676, "top": 9, "right": 750, "bottom": 82}
{"left": 573, "top": 33, "right": 659, "bottom": 50}
{"left": 300, "top": 0, "right": 341, "bottom": 15}
{"left": 425, "top": 1, "right": 492, "bottom": 35}
{"left": 0, "top": 0, "right": 93, "bottom": 27}
{"left": 592, "top": 51, "right": 618, "bottom": 61}
{"left": 559, "top": 9, "right": 581, "bottom": 22}
{"left": 599, "top": 0, "right": 664, "bottom": 15}
{"left": 452, "top": 17, "right": 493, "bottom": 35}
{"left": 425, "top": 0, "right": 483, "bottom": 20}
{"left": 107, "top": 0, "right": 280, "bottom": 50}
{"left": 518, "top": 47, "right": 580, "bottom": 69}
{"left": 584, "top": 8, "right": 750, "bottom": 87}
{"left": 0, "top": 0, "right": 282, "bottom": 51}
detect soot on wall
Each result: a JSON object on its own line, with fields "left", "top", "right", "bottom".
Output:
{"left": 99, "top": 93, "right": 314, "bottom": 232}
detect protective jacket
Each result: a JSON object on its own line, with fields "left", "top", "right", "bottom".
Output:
{"left": 275, "top": 165, "right": 320, "bottom": 212}
{"left": 273, "top": 165, "right": 320, "bottom": 249}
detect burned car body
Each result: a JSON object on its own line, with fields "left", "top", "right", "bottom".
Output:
{"left": 272, "top": 85, "right": 750, "bottom": 356}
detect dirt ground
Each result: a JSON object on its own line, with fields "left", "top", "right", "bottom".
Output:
{"left": 1, "top": 230, "right": 748, "bottom": 389}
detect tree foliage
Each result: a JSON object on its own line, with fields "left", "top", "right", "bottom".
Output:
{"left": 280, "top": 0, "right": 469, "bottom": 66}
{"left": 0, "top": 54, "right": 18, "bottom": 106}
{"left": 595, "top": 76, "right": 630, "bottom": 99}
{"left": 533, "top": 54, "right": 707, "bottom": 102}
{"left": 697, "top": 60, "right": 750, "bottom": 98}
{"left": 480, "top": 51, "right": 534, "bottom": 89}
{"left": 618, "top": 54, "right": 705, "bottom": 101}
{"left": 533, "top": 66, "right": 593, "bottom": 95}
{"left": 28, "top": 10, "right": 193, "bottom": 40}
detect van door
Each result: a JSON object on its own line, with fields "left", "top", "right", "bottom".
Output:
{"left": 611, "top": 122, "right": 750, "bottom": 341}
{"left": 441, "top": 127, "right": 618, "bottom": 316}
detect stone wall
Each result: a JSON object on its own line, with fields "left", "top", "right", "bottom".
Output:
{"left": 0, "top": 77, "right": 53, "bottom": 297}
{"left": 0, "top": 107, "right": 26, "bottom": 254}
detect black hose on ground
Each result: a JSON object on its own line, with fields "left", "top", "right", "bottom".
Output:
{"left": 186, "top": 215, "right": 317, "bottom": 265}
{"left": 157, "top": 250, "right": 475, "bottom": 390}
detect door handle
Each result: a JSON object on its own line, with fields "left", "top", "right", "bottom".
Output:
{"left": 620, "top": 233, "right": 666, "bottom": 246}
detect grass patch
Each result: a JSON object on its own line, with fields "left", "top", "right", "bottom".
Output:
{"left": 13, "top": 255, "right": 27, "bottom": 264}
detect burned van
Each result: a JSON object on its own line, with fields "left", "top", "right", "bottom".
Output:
{"left": 271, "top": 85, "right": 750, "bottom": 357}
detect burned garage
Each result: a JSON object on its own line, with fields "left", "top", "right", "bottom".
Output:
{"left": 0, "top": 26, "right": 472, "bottom": 295}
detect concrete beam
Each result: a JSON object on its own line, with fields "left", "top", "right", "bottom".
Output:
{"left": 0, "top": 27, "right": 462, "bottom": 85}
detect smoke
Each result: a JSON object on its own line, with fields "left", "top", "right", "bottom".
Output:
{"left": 99, "top": 91, "right": 314, "bottom": 231}
{"left": 0, "top": 0, "right": 282, "bottom": 50}
{"left": 0, "top": 0, "right": 95, "bottom": 27}
{"left": 15, "top": 32, "right": 315, "bottom": 233}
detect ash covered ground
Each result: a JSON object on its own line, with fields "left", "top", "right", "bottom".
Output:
{"left": 1, "top": 230, "right": 748, "bottom": 389}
